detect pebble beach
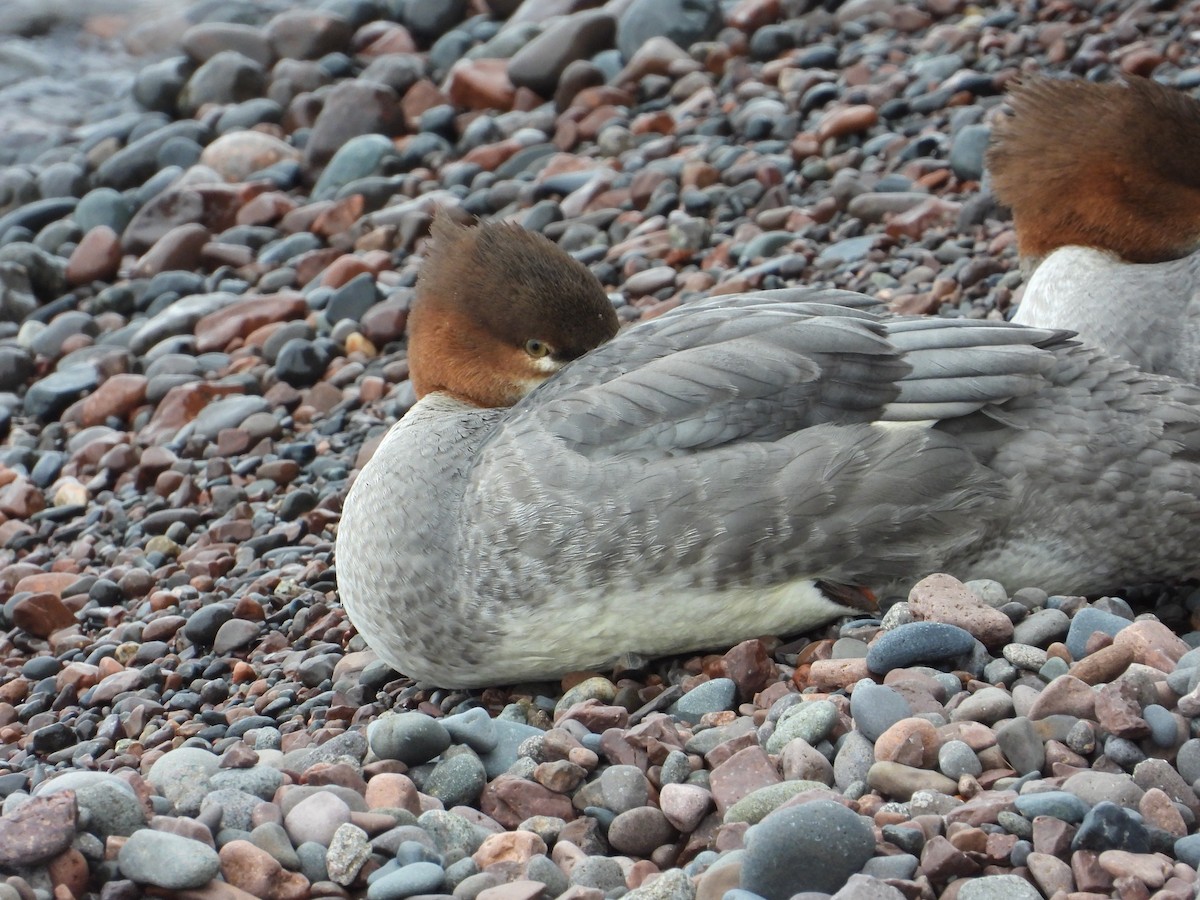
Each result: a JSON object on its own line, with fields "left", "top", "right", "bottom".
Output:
{"left": 1, "top": 0, "right": 1199, "bottom": 898}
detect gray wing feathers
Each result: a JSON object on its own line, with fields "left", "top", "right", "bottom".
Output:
{"left": 458, "top": 289, "right": 1200, "bottom": 602}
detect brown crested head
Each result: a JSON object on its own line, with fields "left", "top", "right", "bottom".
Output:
{"left": 407, "top": 209, "right": 620, "bottom": 407}
{"left": 987, "top": 75, "right": 1200, "bottom": 264}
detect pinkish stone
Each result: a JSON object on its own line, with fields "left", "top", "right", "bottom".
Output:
{"left": 199, "top": 132, "right": 301, "bottom": 183}
{"left": 476, "top": 882, "right": 548, "bottom": 900}
{"left": 479, "top": 775, "right": 575, "bottom": 829}
{"left": 0, "top": 793, "right": 77, "bottom": 867}
{"left": 709, "top": 746, "right": 781, "bottom": 818}
{"left": 12, "top": 593, "right": 75, "bottom": 638}
{"left": 1098, "top": 849, "right": 1171, "bottom": 888}
{"left": 283, "top": 792, "right": 350, "bottom": 846}
{"left": 659, "top": 783, "right": 713, "bottom": 832}
{"left": 123, "top": 186, "right": 240, "bottom": 253}
{"left": 79, "top": 374, "right": 148, "bottom": 428}
{"left": 816, "top": 104, "right": 879, "bottom": 141}
{"left": 219, "top": 839, "right": 310, "bottom": 899}
{"left": 473, "top": 831, "right": 547, "bottom": 869}
{"left": 907, "top": 573, "right": 1014, "bottom": 649}
{"left": 132, "top": 223, "right": 211, "bottom": 278}
{"left": 444, "top": 59, "right": 516, "bottom": 111}
{"left": 194, "top": 294, "right": 308, "bottom": 353}
{"left": 1139, "top": 788, "right": 1187, "bottom": 837}
{"left": 874, "top": 717, "right": 941, "bottom": 768}
{"left": 66, "top": 226, "right": 122, "bottom": 285}
{"left": 1112, "top": 620, "right": 1190, "bottom": 672}
{"left": 1026, "top": 851, "right": 1073, "bottom": 897}
{"left": 1027, "top": 674, "right": 1095, "bottom": 720}
{"left": 1095, "top": 680, "right": 1150, "bottom": 740}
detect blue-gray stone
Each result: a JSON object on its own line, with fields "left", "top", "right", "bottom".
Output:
{"left": 118, "top": 829, "right": 220, "bottom": 889}
{"left": 996, "top": 717, "right": 1044, "bottom": 776}
{"left": 146, "top": 747, "right": 221, "bottom": 816}
{"left": 178, "top": 51, "right": 266, "bottom": 117}
{"left": 866, "top": 622, "right": 976, "bottom": 674}
{"left": 200, "top": 787, "right": 264, "bottom": 832}
{"left": 297, "top": 840, "right": 330, "bottom": 883}
{"left": 1065, "top": 607, "right": 1131, "bottom": 659}
{"left": 403, "top": 0, "right": 467, "bottom": 43}
{"left": 366, "top": 860, "right": 446, "bottom": 900}
{"left": 766, "top": 699, "right": 837, "bottom": 753}
{"left": 259, "top": 231, "right": 322, "bottom": 265}
{"left": 1013, "top": 790, "right": 1089, "bottom": 823}
{"left": 417, "top": 809, "right": 486, "bottom": 857}
{"left": 250, "top": 821, "right": 301, "bottom": 870}
{"left": 326, "top": 272, "right": 379, "bottom": 324}
{"left": 369, "top": 712, "right": 451, "bottom": 766}
{"left": 94, "top": 121, "right": 210, "bottom": 190}
{"left": 424, "top": 751, "right": 487, "bottom": 807}
{"left": 833, "top": 731, "right": 875, "bottom": 791}
{"left": 35, "top": 771, "right": 147, "bottom": 838}
{"left": 1011, "top": 608, "right": 1069, "bottom": 647}
{"left": 0, "top": 346, "right": 32, "bottom": 391}
{"left": 739, "top": 231, "right": 794, "bottom": 261}
{"left": 312, "top": 134, "right": 400, "bottom": 201}
{"left": 599, "top": 765, "right": 649, "bottom": 814}
{"left": 861, "top": 853, "right": 918, "bottom": 880}
{"left": 849, "top": 681, "right": 911, "bottom": 743}
{"left": 189, "top": 395, "right": 272, "bottom": 441}
{"left": 1175, "top": 833, "right": 1200, "bottom": 870}
{"left": 957, "top": 874, "right": 1042, "bottom": 900}
{"left": 880, "top": 824, "right": 924, "bottom": 855}
{"left": 937, "top": 740, "right": 982, "bottom": 780}
{"left": 479, "top": 717, "right": 543, "bottom": 779}
{"left": 616, "top": 0, "right": 722, "bottom": 62}
{"left": 130, "top": 291, "right": 239, "bottom": 355}
{"left": 570, "top": 856, "right": 626, "bottom": 891}
{"left": 24, "top": 365, "right": 98, "bottom": 420}
{"left": 741, "top": 800, "right": 875, "bottom": 898}
{"left": 1104, "top": 735, "right": 1145, "bottom": 769}
{"left": 669, "top": 678, "right": 737, "bottom": 724}
{"left": 1072, "top": 800, "right": 1149, "bottom": 853}
{"left": 441, "top": 707, "right": 498, "bottom": 755}
{"left": 949, "top": 124, "right": 991, "bottom": 182}
{"left": 209, "top": 765, "right": 284, "bottom": 801}
{"left": 277, "top": 730, "right": 367, "bottom": 774}
{"left": 1143, "top": 704, "right": 1178, "bottom": 748}
{"left": 74, "top": 187, "right": 136, "bottom": 234}
{"left": 0, "top": 197, "right": 78, "bottom": 243}
{"left": 274, "top": 337, "right": 329, "bottom": 388}
{"left": 1177, "top": 739, "right": 1200, "bottom": 785}
{"left": 815, "top": 235, "right": 877, "bottom": 267}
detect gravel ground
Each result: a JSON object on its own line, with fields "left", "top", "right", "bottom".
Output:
{"left": 0, "top": 0, "right": 1199, "bottom": 898}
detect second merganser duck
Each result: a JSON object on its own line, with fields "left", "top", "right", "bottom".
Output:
{"left": 336, "top": 211, "right": 1200, "bottom": 688}
{"left": 987, "top": 75, "right": 1200, "bottom": 381}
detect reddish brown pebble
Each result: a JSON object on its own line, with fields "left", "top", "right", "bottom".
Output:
{"left": 815, "top": 104, "right": 878, "bottom": 141}
{"left": 66, "top": 225, "right": 123, "bottom": 285}
{"left": 12, "top": 593, "right": 76, "bottom": 638}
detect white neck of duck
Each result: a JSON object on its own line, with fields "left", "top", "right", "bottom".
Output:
{"left": 1013, "top": 244, "right": 1200, "bottom": 383}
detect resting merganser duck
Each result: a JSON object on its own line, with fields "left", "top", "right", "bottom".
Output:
{"left": 987, "top": 75, "right": 1200, "bottom": 381}
{"left": 335, "top": 211, "right": 1200, "bottom": 688}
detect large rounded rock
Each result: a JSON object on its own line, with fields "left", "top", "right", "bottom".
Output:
{"left": 178, "top": 51, "right": 267, "bottom": 116}
{"left": 118, "top": 830, "right": 220, "bottom": 889}
{"left": 741, "top": 800, "right": 874, "bottom": 898}
{"left": 617, "top": 0, "right": 722, "bottom": 62}
{"left": 368, "top": 711, "right": 451, "bottom": 765}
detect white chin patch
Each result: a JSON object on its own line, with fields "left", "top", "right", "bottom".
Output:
{"left": 531, "top": 355, "right": 563, "bottom": 375}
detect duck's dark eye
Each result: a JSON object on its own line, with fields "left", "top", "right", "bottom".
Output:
{"left": 525, "top": 339, "right": 551, "bottom": 358}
